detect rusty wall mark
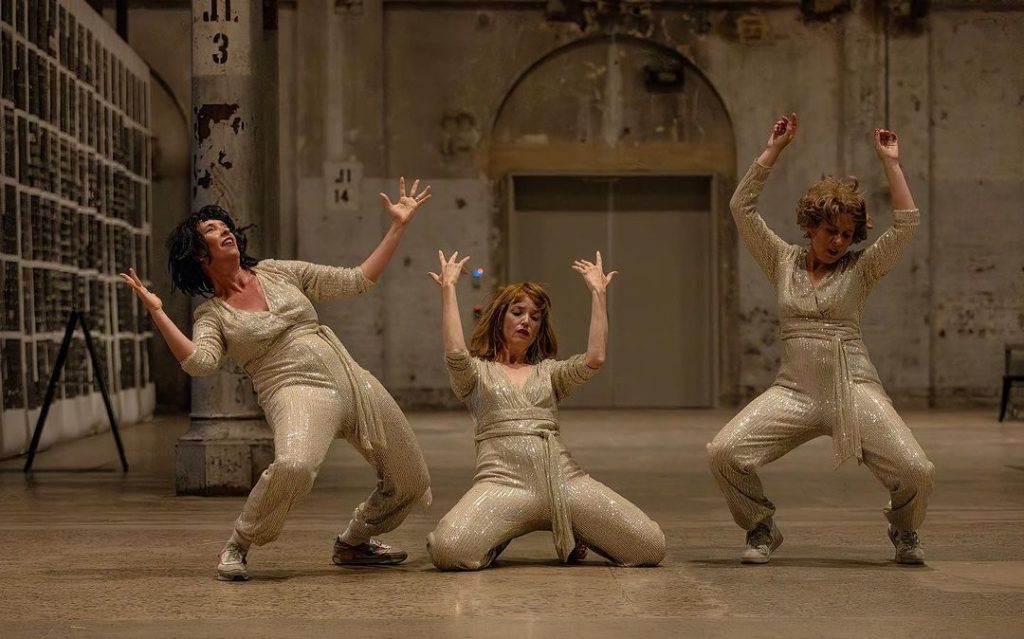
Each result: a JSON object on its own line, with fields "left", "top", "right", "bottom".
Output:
{"left": 334, "top": 0, "right": 363, "bottom": 15}
{"left": 196, "top": 169, "right": 213, "bottom": 190}
{"left": 440, "top": 110, "right": 481, "bottom": 158}
{"left": 935, "top": 293, "right": 1017, "bottom": 340}
{"left": 717, "top": 12, "right": 771, "bottom": 44}
{"left": 799, "top": 0, "right": 851, "bottom": 22}
{"left": 194, "top": 103, "right": 240, "bottom": 143}
{"left": 738, "top": 305, "right": 781, "bottom": 378}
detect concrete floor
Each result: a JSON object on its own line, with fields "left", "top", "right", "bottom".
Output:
{"left": 1, "top": 408, "right": 1022, "bottom": 638}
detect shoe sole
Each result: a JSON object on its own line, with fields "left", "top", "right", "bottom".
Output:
{"left": 740, "top": 552, "right": 770, "bottom": 564}
{"left": 332, "top": 555, "right": 408, "bottom": 566}
{"left": 217, "top": 571, "right": 250, "bottom": 581}
{"left": 894, "top": 556, "right": 926, "bottom": 565}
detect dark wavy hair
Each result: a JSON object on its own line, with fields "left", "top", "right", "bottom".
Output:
{"left": 167, "top": 205, "right": 260, "bottom": 296}
{"left": 469, "top": 282, "right": 558, "bottom": 364}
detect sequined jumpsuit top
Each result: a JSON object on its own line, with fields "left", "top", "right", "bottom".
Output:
{"left": 427, "top": 350, "right": 665, "bottom": 570}
{"left": 182, "top": 259, "right": 430, "bottom": 547}
{"left": 707, "top": 160, "right": 935, "bottom": 533}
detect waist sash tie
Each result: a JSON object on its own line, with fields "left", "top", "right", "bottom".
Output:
{"left": 475, "top": 408, "right": 575, "bottom": 563}
{"left": 780, "top": 321, "right": 862, "bottom": 469}
{"left": 314, "top": 325, "right": 387, "bottom": 451}
{"left": 246, "top": 324, "right": 387, "bottom": 451}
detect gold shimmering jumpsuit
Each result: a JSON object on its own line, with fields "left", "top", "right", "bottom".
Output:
{"left": 181, "top": 259, "right": 430, "bottom": 547}
{"left": 708, "top": 160, "right": 935, "bottom": 533}
{"left": 427, "top": 350, "right": 665, "bottom": 570}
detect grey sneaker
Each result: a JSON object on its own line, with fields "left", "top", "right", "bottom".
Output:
{"left": 741, "top": 520, "right": 784, "bottom": 564}
{"left": 217, "top": 542, "right": 250, "bottom": 581}
{"left": 888, "top": 525, "right": 925, "bottom": 565}
{"left": 332, "top": 537, "right": 408, "bottom": 566}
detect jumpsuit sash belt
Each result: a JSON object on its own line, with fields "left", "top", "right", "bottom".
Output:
{"left": 475, "top": 409, "right": 576, "bottom": 563}
{"left": 315, "top": 324, "right": 387, "bottom": 451}
{"left": 245, "top": 324, "right": 386, "bottom": 451}
{"left": 270, "top": 321, "right": 385, "bottom": 452}
{"left": 780, "top": 321, "right": 862, "bottom": 469}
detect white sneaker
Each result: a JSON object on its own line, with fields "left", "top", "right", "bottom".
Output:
{"left": 888, "top": 525, "right": 925, "bottom": 565}
{"left": 217, "top": 542, "right": 250, "bottom": 581}
{"left": 741, "top": 520, "right": 784, "bottom": 564}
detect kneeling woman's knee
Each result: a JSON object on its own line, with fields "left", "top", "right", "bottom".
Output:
{"left": 621, "top": 523, "right": 666, "bottom": 567}
{"left": 427, "top": 525, "right": 489, "bottom": 571}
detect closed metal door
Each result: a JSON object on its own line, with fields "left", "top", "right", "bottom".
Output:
{"left": 509, "top": 174, "right": 714, "bottom": 407}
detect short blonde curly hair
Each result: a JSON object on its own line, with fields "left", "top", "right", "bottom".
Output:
{"left": 796, "top": 176, "right": 871, "bottom": 243}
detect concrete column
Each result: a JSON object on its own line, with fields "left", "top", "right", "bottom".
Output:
{"left": 176, "top": 0, "right": 278, "bottom": 495}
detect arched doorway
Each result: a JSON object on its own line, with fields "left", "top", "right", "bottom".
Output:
{"left": 488, "top": 35, "right": 736, "bottom": 407}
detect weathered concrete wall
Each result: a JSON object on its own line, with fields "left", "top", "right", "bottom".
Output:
{"left": 929, "top": 10, "right": 1024, "bottom": 404}
{"left": 119, "top": 0, "right": 1023, "bottom": 409}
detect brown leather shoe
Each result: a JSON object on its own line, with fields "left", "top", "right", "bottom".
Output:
{"left": 332, "top": 537, "right": 408, "bottom": 566}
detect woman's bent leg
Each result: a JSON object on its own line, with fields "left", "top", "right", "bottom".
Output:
{"left": 428, "top": 482, "right": 542, "bottom": 571}
{"left": 855, "top": 384, "right": 935, "bottom": 532}
{"left": 706, "top": 385, "right": 822, "bottom": 530}
{"left": 338, "top": 377, "right": 431, "bottom": 545}
{"left": 234, "top": 385, "right": 344, "bottom": 546}
{"left": 566, "top": 475, "right": 665, "bottom": 567}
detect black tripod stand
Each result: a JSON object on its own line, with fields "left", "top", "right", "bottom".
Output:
{"left": 22, "top": 310, "right": 128, "bottom": 473}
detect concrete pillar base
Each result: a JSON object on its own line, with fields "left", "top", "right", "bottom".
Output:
{"left": 175, "top": 419, "right": 273, "bottom": 496}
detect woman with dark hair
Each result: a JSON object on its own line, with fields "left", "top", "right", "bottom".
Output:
{"left": 706, "top": 114, "right": 935, "bottom": 565}
{"left": 425, "top": 251, "right": 665, "bottom": 570}
{"left": 119, "top": 179, "right": 433, "bottom": 581}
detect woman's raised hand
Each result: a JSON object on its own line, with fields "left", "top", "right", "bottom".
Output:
{"left": 572, "top": 251, "right": 618, "bottom": 293}
{"left": 766, "top": 112, "right": 798, "bottom": 152}
{"left": 380, "top": 177, "right": 432, "bottom": 226}
{"left": 874, "top": 128, "right": 899, "bottom": 163}
{"left": 118, "top": 267, "right": 163, "bottom": 312}
{"left": 428, "top": 250, "right": 470, "bottom": 288}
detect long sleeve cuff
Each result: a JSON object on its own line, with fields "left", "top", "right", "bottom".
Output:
{"left": 891, "top": 209, "right": 920, "bottom": 227}
{"left": 180, "top": 347, "right": 218, "bottom": 377}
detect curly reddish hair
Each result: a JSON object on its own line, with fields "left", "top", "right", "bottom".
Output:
{"left": 796, "top": 176, "right": 871, "bottom": 243}
{"left": 469, "top": 282, "right": 557, "bottom": 364}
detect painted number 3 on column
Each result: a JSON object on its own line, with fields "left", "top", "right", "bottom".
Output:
{"left": 203, "top": 0, "right": 234, "bottom": 65}
{"left": 212, "top": 33, "right": 229, "bottom": 64}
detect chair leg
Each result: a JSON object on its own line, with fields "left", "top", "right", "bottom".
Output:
{"left": 999, "top": 378, "right": 1011, "bottom": 422}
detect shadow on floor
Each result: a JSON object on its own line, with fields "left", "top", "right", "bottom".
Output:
{"left": 688, "top": 557, "right": 930, "bottom": 570}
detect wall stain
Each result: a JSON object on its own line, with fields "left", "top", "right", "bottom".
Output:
{"left": 194, "top": 103, "right": 239, "bottom": 143}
